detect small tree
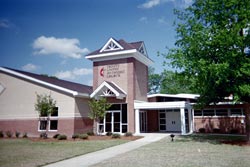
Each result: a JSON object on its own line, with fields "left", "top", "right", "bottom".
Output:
{"left": 35, "top": 93, "right": 56, "bottom": 138}
{"left": 88, "top": 97, "right": 111, "bottom": 135}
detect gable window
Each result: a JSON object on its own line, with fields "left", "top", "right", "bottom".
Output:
{"left": 38, "top": 107, "right": 58, "bottom": 131}
{"left": 0, "top": 83, "right": 5, "bottom": 94}
{"left": 100, "top": 38, "right": 124, "bottom": 52}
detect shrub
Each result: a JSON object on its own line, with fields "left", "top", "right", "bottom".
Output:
{"left": 87, "top": 131, "right": 94, "bottom": 136}
{"left": 40, "top": 132, "right": 48, "bottom": 139}
{"left": 72, "top": 134, "right": 79, "bottom": 140}
{"left": 106, "top": 132, "right": 112, "bottom": 136}
{"left": 230, "top": 129, "right": 239, "bottom": 134}
{"left": 6, "top": 131, "right": 13, "bottom": 138}
{"left": 79, "top": 134, "right": 88, "bottom": 140}
{"left": 199, "top": 128, "right": 206, "bottom": 133}
{"left": 112, "top": 133, "right": 121, "bottom": 139}
{"left": 0, "top": 131, "right": 4, "bottom": 138}
{"left": 57, "top": 134, "right": 67, "bottom": 140}
{"left": 53, "top": 134, "right": 60, "bottom": 139}
{"left": 213, "top": 128, "right": 221, "bottom": 133}
{"left": 23, "top": 132, "right": 28, "bottom": 138}
{"left": 125, "top": 132, "right": 133, "bottom": 137}
{"left": 15, "top": 131, "right": 20, "bottom": 138}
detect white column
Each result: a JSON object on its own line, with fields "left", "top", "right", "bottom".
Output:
{"left": 180, "top": 108, "right": 186, "bottom": 135}
{"left": 135, "top": 109, "right": 140, "bottom": 135}
{"left": 190, "top": 108, "right": 194, "bottom": 133}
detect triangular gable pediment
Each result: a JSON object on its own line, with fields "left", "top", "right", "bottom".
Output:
{"left": 100, "top": 38, "right": 124, "bottom": 53}
{"left": 90, "top": 81, "right": 126, "bottom": 99}
{"left": 138, "top": 42, "right": 148, "bottom": 57}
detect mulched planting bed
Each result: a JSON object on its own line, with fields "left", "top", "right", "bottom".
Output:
{"left": 23, "top": 135, "right": 142, "bottom": 142}
{"left": 221, "top": 140, "right": 250, "bottom": 146}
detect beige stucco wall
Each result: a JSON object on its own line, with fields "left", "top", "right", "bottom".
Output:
{"left": 74, "top": 97, "right": 91, "bottom": 118}
{"left": 0, "top": 72, "right": 75, "bottom": 120}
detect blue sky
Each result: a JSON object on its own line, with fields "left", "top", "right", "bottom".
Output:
{"left": 0, "top": 0, "right": 192, "bottom": 85}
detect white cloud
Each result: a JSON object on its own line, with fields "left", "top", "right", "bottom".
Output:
{"left": 22, "top": 63, "right": 39, "bottom": 72}
{"left": 0, "top": 19, "right": 10, "bottom": 28}
{"left": 158, "top": 17, "right": 169, "bottom": 25}
{"left": 55, "top": 68, "right": 92, "bottom": 80}
{"left": 139, "top": 17, "right": 148, "bottom": 23}
{"left": 183, "top": 0, "right": 193, "bottom": 7}
{"left": 138, "top": 0, "right": 161, "bottom": 9}
{"left": 138, "top": 0, "right": 192, "bottom": 9}
{"left": 33, "top": 36, "right": 90, "bottom": 59}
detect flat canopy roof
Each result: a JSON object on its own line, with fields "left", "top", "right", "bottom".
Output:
{"left": 134, "top": 101, "right": 191, "bottom": 110}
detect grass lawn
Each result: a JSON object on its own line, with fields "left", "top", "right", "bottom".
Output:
{"left": 93, "top": 134, "right": 250, "bottom": 167}
{"left": 0, "top": 138, "right": 129, "bottom": 167}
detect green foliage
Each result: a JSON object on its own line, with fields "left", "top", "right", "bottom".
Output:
{"left": 148, "top": 67, "right": 162, "bottom": 94}
{"left": 124, "top": 132, "right": 133, "bottom": 137}
{"left": 0, "top": 131, "right": 4, "bottom": 138}
{"left": 22, "top": 132, "right": 28, "bottom": 138}
{"left": 79, "top": 134, "right": 88, "bottom": 140}
{"left": 6, "top": 131, "right": 12, "bottom": 138}
{"left": 88, "top": 97, "right": 111, "bottom": 134}
{"left": 53, "top": 134, "right": 60, "bottom": 139}
{"left": 88, "top": 97, "right": 111, "bottom": 121}
{"left": 57, "top": 134, "right": 67, "bottom": 140}
{"left": 40, "top": 132, "right": 48, "bottom": 139}
{"left": 164, "top": 0, "right": 250, "bottom": 105}
{"left": 106, "top": 132, "right": 112, "bottom": 136}
{"left": 148, "top": 68, "right": 194, "bottom": 94}
{"left": 87, "top": 131, "right": 95, "bottom": 136}
{"left": 72, "top": 134, "right": 79, "bottom": 139}
{"left": 160, "top": 70, "right": 195, "bottom": 94}
{"left": 111, "top": 133, "right": 121, "bottom": 139}
{"left": 15, "top": 131, "right": 20, "bottom": 138}
{"left": 35, "top": 93, "right": 56, "bottom": 117}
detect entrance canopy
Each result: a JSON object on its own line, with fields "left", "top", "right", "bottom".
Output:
{"left": 91, "top": 81, "right": 127, "bottom": 99}
{"left": 134, "top": 101, "right": 193, "bottom": 135}
{"left": 134, "top": 101, "right": 191, "bottom": 110}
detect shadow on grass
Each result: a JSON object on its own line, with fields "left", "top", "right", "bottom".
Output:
{"left": 176, "top": 133, "right": 247, "bottom": 145}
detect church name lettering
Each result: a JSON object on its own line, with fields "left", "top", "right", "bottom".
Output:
{"left": 106, "top": 65, "right": 125, "bottom": 78}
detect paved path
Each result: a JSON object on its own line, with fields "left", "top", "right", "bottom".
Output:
{"left": 44, "top": 133, "right": 169, "bottom": 167}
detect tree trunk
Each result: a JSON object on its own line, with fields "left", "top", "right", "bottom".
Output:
{"left": 93, "top": 119, "right": 98, "bottom": 135}
{"left": 244, "top": 103, "right": 250, "bottom": 141}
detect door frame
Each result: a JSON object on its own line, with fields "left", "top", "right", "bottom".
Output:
{"left": 104, "top": 110, "right": 121, "bottom": 133}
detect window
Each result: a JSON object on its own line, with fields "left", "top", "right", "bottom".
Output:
{"left": 231, "top": 109, "right": 243, "bottom": 116}
{"left": 215, "top": 109, "right": 228, "bottom": 116}
{"left": 50, "top": 120, "right": 58, "bottom": 130}
{"left": 194, "top": 110, "right": 202, "bottom": 116}
{"left": 38, "top": 107, "right": 58, "bottom": 131}
{"left": 39, "top": 120, "right": 47, "bottom": 131}
{"left": 203, "top": 109, "right": 215, "bottom": 116}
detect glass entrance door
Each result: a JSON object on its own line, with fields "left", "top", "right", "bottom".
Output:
{"left": 140, "top": 111, "right": 147, "bottom": 132}
{"left": 104, "top": 111, "right": 121, "bottom": 133}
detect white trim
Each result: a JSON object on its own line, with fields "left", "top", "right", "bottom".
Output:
{"left": 134, "top": 101, "right": 190, "bottom": 110}
{"left": 0, "top": 83, "right": 5, "bottom": 94}
{"left": 0, "top": 67, "right": 89, "bottom": 98}
{"left": 138, "top": 42, "right": 148, "bottom": 57}
{"left": 110, "top": 81, "right": 127, "bottom": 95}
{"left": 90, "top": 81, "right": 126, "bottom": 99}
{"left": 100, "top": 38, "right": 124, "bottom": 52}
{"left": 86, "top": 49, "right": 137, "bottom": 59}
{"left": 86, "top": 49, "right": 153, "bottom": 67}
{"left": 147, "top": 93, "right": 200, "bottom": 100}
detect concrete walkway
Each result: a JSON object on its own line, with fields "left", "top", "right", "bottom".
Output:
{"left": 44, "top": 133, "right": 169, "bottom": 167}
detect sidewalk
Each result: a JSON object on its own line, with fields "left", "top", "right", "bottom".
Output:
{"left": 44, "top": 133, "right": 169, "bottom": 167}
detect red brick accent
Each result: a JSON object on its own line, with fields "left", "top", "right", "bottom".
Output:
{"left": 0, "top": 117, "right": 94, "bottom": 138}
{"left": 194, "top": 117, "right": 245, "bottom": 134}
{"left": 147, "top": 110, "right": 159, "bottom": 132}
